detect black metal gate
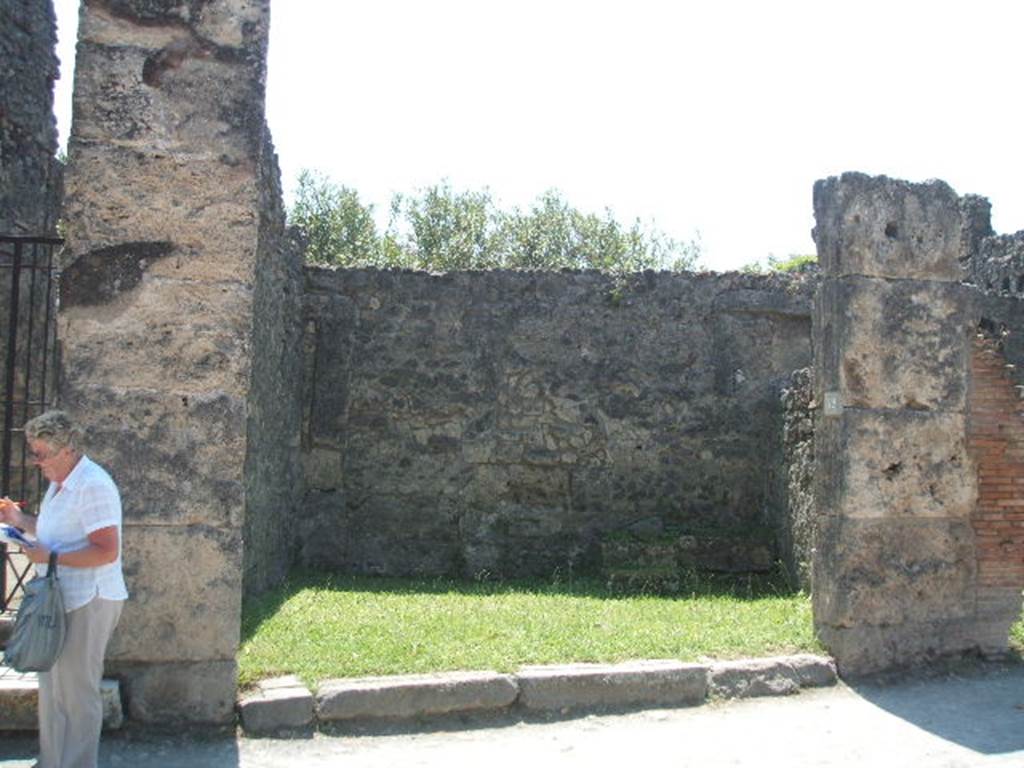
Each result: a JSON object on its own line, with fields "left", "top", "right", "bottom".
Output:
{"left": 0, "top": 234, "right": 62, "bottom": 613}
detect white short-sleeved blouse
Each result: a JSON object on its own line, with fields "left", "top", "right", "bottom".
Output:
{"left": 35, "top": 454, "right": 129, "bottom": 611}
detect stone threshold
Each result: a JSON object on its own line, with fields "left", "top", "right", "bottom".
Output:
{"left": 238, "top": 653, "right": 836, "bottom": 734}
{"left": 0, "top": 665, "right": 123, "bottom": 730}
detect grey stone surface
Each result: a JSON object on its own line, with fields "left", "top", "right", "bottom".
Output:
{"left": 813, "top": 172, "right": 966, "bottom": 282}
{"left": 816, "top": 277, "right": 970, "bottom": 411}
{"left": 516, "top": 660, "right": 708, "bottom": 711}
{"left": 708, "top": 654, "right": 837, "bottom": 698}
{"left": 816, "top": 409, "right": 975, "bottom": 521}
{"left": 777, "top": 368, "right": 815, "bottom": 590}
{"left": 112, "top": 660, "right": 238, "bottom": 724}
{"left": 317, "top": 671, "right": 519, "bottom": 721}
{"left": 813, "top": 516, "right": 976, "bottom": 629}
{"left": 301, "top": 268, "right": 815, "bottom": 577}
{"left": 238, "top": 675, "right": 314, "bottom": 733}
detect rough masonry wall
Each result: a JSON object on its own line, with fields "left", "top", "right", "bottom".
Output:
{"left": 60, "top": 0, "right": 274, "bottom": 723}
{"left": 777, "top": 368, "right": 815, "bottom": 591}
{"left": 300, "top": 268, "right": 814, "bottom": 578}
{"left": 0, "top": 0, "right": 62, "bottom": 236}
{"left": 811, "top": 173, "right": 990, "bottom": 675}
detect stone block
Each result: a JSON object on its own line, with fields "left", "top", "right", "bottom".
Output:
{"left": 107, "top": 525, "right": 242, "bottom": 662}
{"left": 0, "top": 669, "right": 122, "bottom": 730}
{"left": 708, "top": 655, "right": 836, "bottom": 699}
{"left": 238, "top": 675, "right": 314, "bottom": 733}
{"left": 817, "top": 277, "right": 969, "bottom": 411}
{"left": 813, "top": 172, "right": 965, "bottom": 281}
{"left": 112, "top": 660, "right": 237, "bottom": 724}
{"left": 813, "top": 517, "right": 976, "bottom": 629}
{"left": 817, "top": 409, "right": 975, "bottom": 520}
{"left": 818, "top": 617, "right": 1011, "bottom": 676}
{"left": 316, "top": 671, "right": 518, "bottom": 721}
{"left": 515, "top": 660, "right": 708, "bottom": 712}
{"left": 59, "top": 278, "right": 254, "bottom": 393}
{"left": 58, "top": 384, "right": 247, "bottom": 529}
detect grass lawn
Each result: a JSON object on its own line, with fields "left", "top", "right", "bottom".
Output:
{"left": 239, "top": 569, "right": 822, "bottom": 691}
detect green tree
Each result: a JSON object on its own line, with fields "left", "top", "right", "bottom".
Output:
{"left": 289, "top": 170, "right": 379, "bottom": 266}
{"left": 288, "top": 172, "right": 702, "bottom": 274}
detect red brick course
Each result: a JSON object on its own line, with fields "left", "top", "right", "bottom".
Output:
{"left": 969, "top": 335, "right": 1024, "bottom": 588}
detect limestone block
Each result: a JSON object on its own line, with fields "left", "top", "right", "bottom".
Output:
{"left": 112, "top": 659, "right": 237, "bottom": 724}
{"left": 58, "top": 384, "right": 247, "bottom": 529}
{"left": 817, "top": 277, "right": 969, "bottom": 411}
{"left": 107, "top": 525, "right": 242, "bottom": 662}
{"left": 813, "top": 172, "right": 965, "bottom": 281}
{"left": 317, "top": 671, "right": 518, "bottom": 721}
{"left": 64, "top": 145, "right": 262, "bottom": 276}
{"left": 516, "top": 660, "right": 708, "bottom": 711}
{"left": 818, "top": 617, "right": 1010, "bottom": 676}
{"left": 708, "top": 655, "right": 837, "bottom": 699}
{"left": 59, "top": 279, "right": 254, "bottom": 393}
{"left": 238, "top": 675, "right": 314, "bottom": 733}
{"left": 817, "top": 409, "right": 975, "bottom": 520}
{"left": 813, "top": 517, "right": 976, "bottom": 628}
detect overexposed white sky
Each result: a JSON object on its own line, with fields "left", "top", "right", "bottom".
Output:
{"left": 53, "top": 0, "right": 1024, "bottom": 271}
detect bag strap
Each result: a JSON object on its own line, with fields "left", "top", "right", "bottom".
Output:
{"left": 47, "top": 550, "right": 59, "bottom": 578}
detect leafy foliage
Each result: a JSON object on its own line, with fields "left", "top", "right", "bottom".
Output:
{"left": 289, "top": 171, "right": 702, "bottom": 274}
{"left": 741, "top": 253, "right": 818, "bottom": 274}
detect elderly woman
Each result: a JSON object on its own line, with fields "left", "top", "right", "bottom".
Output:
{"left": 0, "top": 410, "right": 127, "bottom": 768}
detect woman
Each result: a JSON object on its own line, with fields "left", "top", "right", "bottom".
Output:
{"left": 0, "top": 410, "right": 127, "bottom": 768}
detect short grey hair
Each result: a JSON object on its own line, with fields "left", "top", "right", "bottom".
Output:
{"left": 24, "top": 410, "right": 84, "bottom": 452}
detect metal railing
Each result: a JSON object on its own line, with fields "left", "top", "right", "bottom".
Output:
{"left": 0, "top": 235, "right": 62, "bottom": 613}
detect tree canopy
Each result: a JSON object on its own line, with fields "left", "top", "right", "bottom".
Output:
{"left": 289, "top": 170, "right": 702, "bottom": 274}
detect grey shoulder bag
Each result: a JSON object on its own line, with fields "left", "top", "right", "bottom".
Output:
{"left": 3, "top": 552, "right": 66, "bottom": 672}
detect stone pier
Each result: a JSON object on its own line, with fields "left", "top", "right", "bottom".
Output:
{"left": 59, "top": 0, "right": 291, "bottom": 722}
{"left": 810, "top": 172, "right": 1005, "bottom": 674}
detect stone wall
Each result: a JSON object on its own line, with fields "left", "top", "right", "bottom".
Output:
{"left": 60, "top": 0, "right": 283, "bottom": 723}
{"left": 777, "top": 368, "right": 815, "bottom": 591}
{"left": 300, "top": 268, "right": 815, "bottom": 578}
{"left": 0, "top": 0, "right": 62, "bottom": 236}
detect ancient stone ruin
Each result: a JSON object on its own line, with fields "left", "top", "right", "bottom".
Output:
{"left": 2, "top": 0, "right": 1022, "bottom": 722}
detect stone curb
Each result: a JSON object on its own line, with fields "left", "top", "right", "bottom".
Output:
{"left": 236, "top": 654, "right": 837, "bottom": 734}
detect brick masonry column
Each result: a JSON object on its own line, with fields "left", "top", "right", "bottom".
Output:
{"left": 811, "top": 173, "right": 982, "bottom": 675}
{"left": 60, "top": 0, "right": 272, "bottom": 722}
{"left": 967, "top": 333, "right": 1024, "bottom": 646}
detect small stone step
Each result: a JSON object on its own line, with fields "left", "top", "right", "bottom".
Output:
{"left": 0, "top": 666, "right": 123, "bottom": 730}
{"left": 238, "top": 675, "right": 314, "bottom": 733}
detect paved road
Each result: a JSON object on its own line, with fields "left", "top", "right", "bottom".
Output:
{"left": 3, "top": 663, "right": 1023, "bottom": 767}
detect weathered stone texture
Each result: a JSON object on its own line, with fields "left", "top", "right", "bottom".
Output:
{"left": 817, "top": 410, "right": 975, "bottom": 521}
{"left": 238, "top": 675, "right": 314, "bottom": 733}
{"left": 109, "top": 659, "right": 238, "bottom": 724}
{"left": 776, "top": 368, "right": 815, "bottom": 590}
{"left": 61, "top": 0, "right": 276, "bottom": 722}
{"left": 816, "top": 278, "right": 970, "bottom": 411}
{"left": 516, "top": 660, "right": 708, "bottom": 711}
{"left": 317, "top": 671, "right": 519, "bottom": 721}
{"left": 812, "top": 172, "right": 986, "bottom": 675}
{"left": 813, "top": 172, "right": 966, "bottom": 282}
{"left": 106, "top": 524, "right": 242, "bottom": 662}
{"left": 0, "top": 0, "right": 63, "bottom": 235}
{"left": 301, "top": 269, "right": 815, "bottom": 577}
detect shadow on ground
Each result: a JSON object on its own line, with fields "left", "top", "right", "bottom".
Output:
{"left": 847, "top": 658, "right": 1024, "bottom": 756}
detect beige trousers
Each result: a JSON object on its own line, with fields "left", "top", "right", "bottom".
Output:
{"left": 37, "top": 597, "right": 123, "bottom": 768}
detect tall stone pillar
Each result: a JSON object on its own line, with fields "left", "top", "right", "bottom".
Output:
{"left": 60, "top": 0, "right": 274, "bottom": 721}
{"left": 812, "top": 173, "right": 980, "bottom": 674}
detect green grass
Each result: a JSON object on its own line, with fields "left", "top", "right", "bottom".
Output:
{"left": 238, "top": 569, "right": 821, "bottom": 691}
{"left": 1012, "top": 615, "right": 1024, "bottom": 650}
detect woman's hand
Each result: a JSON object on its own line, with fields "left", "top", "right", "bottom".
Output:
{"left": 22, "top": 542, "right": 50, "bottom": 565}
{"left": 0, "top": 497, "right": 23, "bottom": 527}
